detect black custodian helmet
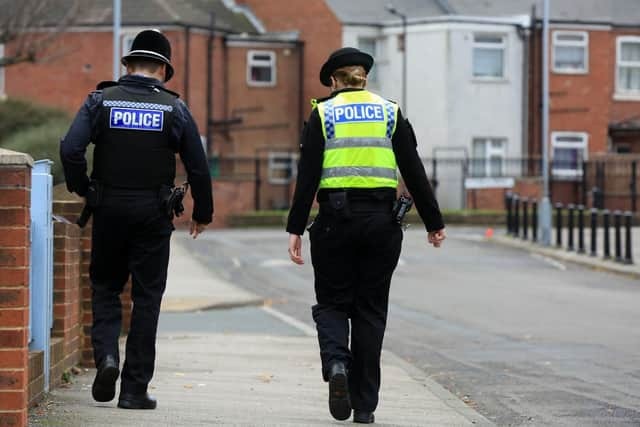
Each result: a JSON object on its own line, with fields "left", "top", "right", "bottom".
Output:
{"left": 121, "top": 29, "right": 175, "bottom": 82}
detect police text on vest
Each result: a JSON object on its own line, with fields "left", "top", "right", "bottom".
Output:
{"left": 333, "top": 103, "right": 385, "bottom": 124}
{"left": 110, "top": 108, "right": 164, "bottom": 131}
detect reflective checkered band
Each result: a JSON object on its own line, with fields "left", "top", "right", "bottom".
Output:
{"left": 323, "top": 99, "right": 335, "bottom": 140}
{"left": 103, "top": 100, "right": 174, "bottom": 112}
{"left": 384, "top": 101, "right": 396, "bottom": 139}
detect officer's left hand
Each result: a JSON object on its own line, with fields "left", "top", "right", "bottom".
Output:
{"left": 190, "top": 221, "right": 207, "bottom": 239}
{"left": 288, "top": 234, "right": 304, "bottom": 265}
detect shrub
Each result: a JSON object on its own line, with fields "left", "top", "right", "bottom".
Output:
{"left": 0, "top": 98, "right": 69, "bottom": 142}
{"left": 0, "top": 117, "right": 94, "bottom": 185}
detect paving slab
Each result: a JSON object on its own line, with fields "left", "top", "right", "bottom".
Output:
{"left": 162, "top": 236, "right": 264, "bottom": 312}
{"left": 30, "top": 329, "right": 487, "bottom": 427}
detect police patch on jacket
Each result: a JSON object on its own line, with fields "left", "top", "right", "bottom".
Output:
{"left": 109, "top": 107, "right": 164, "bottom": 131}
{"left": 104, "top": 100, "right": 174, "bottom": 132}
{"left": 333, "top": 103, "right": 385, "bottom": 124}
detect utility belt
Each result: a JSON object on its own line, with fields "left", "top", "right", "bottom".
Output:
{"left": 318, "top": 191, "right": 412, "bottom": 224}
{"left": 76, "top": 181, "right": 188, "bottom": 228}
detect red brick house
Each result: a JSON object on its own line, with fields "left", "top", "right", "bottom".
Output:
{"left": 527, "top": 1, "right": 640, "bottom": 209}
{"left": 2, "top": 0, "right": 307, "bottom": 214}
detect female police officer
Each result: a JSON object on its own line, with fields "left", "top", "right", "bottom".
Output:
{"left": 286, "top": 47, "right": 445, "bottom": 423}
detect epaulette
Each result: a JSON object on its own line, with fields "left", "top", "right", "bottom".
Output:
{"left": 96, "top": 80, "right": 118, "bottom": 90}
{"left": 157, "top": 86, "right": 180, "bottom": 98}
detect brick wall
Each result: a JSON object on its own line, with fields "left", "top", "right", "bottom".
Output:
{"left": 0, "top": 149, "right": 33, "bottom": 427}
{"left": 237, "top": 0, "right": 343, "bottom": 116}
{"left": 51, "top": 221, "right": 82, "bottom": 384}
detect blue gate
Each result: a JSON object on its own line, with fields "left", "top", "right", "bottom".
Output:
{"left": 29, "top": 160, "right": 53, "bottom": 392}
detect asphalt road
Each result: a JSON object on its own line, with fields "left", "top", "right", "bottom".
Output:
{"left": 176, "top": 227, "right": 640, "bottom": 426}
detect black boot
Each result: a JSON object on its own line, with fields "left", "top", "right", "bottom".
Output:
{"left": 353, "top": 410, "right": 375, "bottom": 424}
{"left": 118, "top": 392, "right": 157, "bottom": 409}
{"left": 328, "top": 362, "right": 351, "bottom": 421}
{"left": 92, "top": 355, "right": 120, "bottom": 402}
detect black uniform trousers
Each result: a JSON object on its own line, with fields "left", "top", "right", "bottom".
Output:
{"left": 310, "top": 202, "right": 402, "bottom": 413}
{"left": 89, "top": 189, "right": 174, "bottom": 394}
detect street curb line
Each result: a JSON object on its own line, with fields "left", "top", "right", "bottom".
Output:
{"left": 161, "top": 298, "right": 267, "bottom": 313}
{"left": 382, "top": 351, "right": 495, "bottom": 426}
{"left": 489, "top": 235, "right": 640, "bottom": 280}
{"left": 261, "top": 305, "right": 494, "bottom": 426}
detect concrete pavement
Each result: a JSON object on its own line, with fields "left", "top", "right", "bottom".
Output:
{"left": 29, "top": 234, "right": 491, "bottom": 426}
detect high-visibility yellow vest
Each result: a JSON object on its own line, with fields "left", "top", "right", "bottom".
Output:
{"left": 316, "top": 90, "right": 399, "bottom": 189}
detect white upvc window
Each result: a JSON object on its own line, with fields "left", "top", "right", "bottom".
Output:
{"left": 268, "top": 152, "right": 296, "bottom": 184}
{"left": 616, "top": 36, "right": 640, "bottom": 97}
{"left": 358, "top": 37, "right": 378, "bottom": 84}
{"left": 472, "top": 34, "right": 506, "bottom": 80}
{"left": 551, "top": 132, "right": 588, "bottom": 178}
{"left": 471, "top": 138, "right": 507, "bottom": 177}
{"left": 0, "top": 44, "right": 5, "bottom": 98}
{"left": 247, "top": 50, "right": 276, "bottom": 87}
{"left": 553, "top": 31, "right": 589, "bottom": 74}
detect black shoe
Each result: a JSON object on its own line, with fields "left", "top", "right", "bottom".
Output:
{"left": 328, "top": 362, "right": 351, "bottom": 421}
{"left": 92, "top": 355, "right": 119, "bottom": 402}
{"left": 117, "top": 392, "right": 157, "bottom": 410}
{"left": 353, "top": 410, "right": 375, "bottom": 424}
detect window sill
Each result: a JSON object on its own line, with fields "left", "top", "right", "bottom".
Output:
{"left": 471, "top": 77, "right": 509, "bottom": 84}
{"left": 613, "top": 93, "right": 640, "bottom": 102}
{"left": 552, "top": 68, "right": 589, "bottom": 75}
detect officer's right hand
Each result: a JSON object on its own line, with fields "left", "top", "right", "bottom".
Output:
{"left": 428, "top": 229, "right": 446, "bottom": 248}
{"left": 190, "top": 221, "right": 207, "bottom": 239}
{"left": 288, "top": 234, "right": 304, "bottom": 265}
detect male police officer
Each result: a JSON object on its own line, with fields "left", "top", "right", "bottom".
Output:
{"left": 287, "top": 47, "right": 445, "bottom": 423}
{"left": 60, "top": 30, "right": 213, "bottom": 409}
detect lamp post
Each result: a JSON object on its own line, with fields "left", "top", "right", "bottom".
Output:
{"left": 112, "top": 0, "right": 121, "bottom": 81}
{"left": 385, "top": 4, "right": 408, "bottom": 116}
{"left": 539, "top": 0, "right": 552, "bottom": 246}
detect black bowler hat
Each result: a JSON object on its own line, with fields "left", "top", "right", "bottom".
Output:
{"left": 320, "top": 47, "right": 374, "bottom": 87}
{"left": 121, "top": 30, "right": 174, "bottom": 82}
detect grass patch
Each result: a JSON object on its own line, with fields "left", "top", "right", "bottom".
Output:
{"left": 0, "top": 98, "right": 69, "bottom": 142}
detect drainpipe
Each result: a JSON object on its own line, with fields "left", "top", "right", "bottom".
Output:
{"left": 206, "top": 12, "right": 215, "bottom": 156}
{"left": 518, "top": 24, "right": 531, "bottom": 166}
{"left": 183, "top": 25, "right": 191, "bottom": 105}
{"left": 297, "top": 40, "right": 306, "bottom": 136}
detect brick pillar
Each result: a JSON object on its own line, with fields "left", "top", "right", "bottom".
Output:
{"left": 51, "top": 221, "right": 81, "bottom": 385}
{"left": 0, "top": 149, "right": 33, "bottom": 427}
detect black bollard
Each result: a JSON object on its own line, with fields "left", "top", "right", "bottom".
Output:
{"left": 567, "top": 204, "right": 575, "bottom": 252}
{"left": 522, "top": 198, "right": 529, "bottom": 240}
{"left": 603, "top": 210, "right": 611, "bottom": 259}
{"left": 577, "top": 205, "right": 585, "bottom": 254}
{"left": 556, "top": 203, "right": 563, "bottom": 248}
{"left": 590, "top": 208, "right": 597, "bottom": 257}
{"left": 514, "top": 195, "right": 520, "bottom": 237}
{"left": 624, "top": 211, "right": 634, "bottom": 265}
{"left": 614, "top": 210, "right": 623, "bottom": 263}
{"left": 505, "top": 192, "right": 513, "bottom": 234}
{"left": 532, "top": 199, "right": 538, "bottom": 242}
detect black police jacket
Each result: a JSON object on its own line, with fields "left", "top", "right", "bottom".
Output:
{"left": 60, "top": 74, "right": 213, "bottom": 224}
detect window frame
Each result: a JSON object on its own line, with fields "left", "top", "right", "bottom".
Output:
{"left": 615, "top": 36, "right": 640, "bottom": 98}
{"left": 267, "top": 152, "right": 296, "bottom": 184}
{"left": 358, "top": 37, "right": 378, "bottom": 84}
{"left": 247, "top": 50, "right": 277, "bottom": 87}
{"left": 472, "top": 33, "right": 507, "bottom": 81}
{"left": 0, "top": 44, "right": 5, "bottom": 98}
{"left": 552, "top": 30, "right": 589, "bottom": 74}
{"left": 471, "top": 137, "right": 508, "bottom": 178}
{"left": 551, "top": 131, "right": 588, "bottom": 178}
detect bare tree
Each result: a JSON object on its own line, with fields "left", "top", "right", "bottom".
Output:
{"left": 0, "top": 0, "right": 83, "bottom": 67}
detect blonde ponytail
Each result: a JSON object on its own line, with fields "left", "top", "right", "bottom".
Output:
{"left": 332, "top": 65, "right": 367, "bottom": 88}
